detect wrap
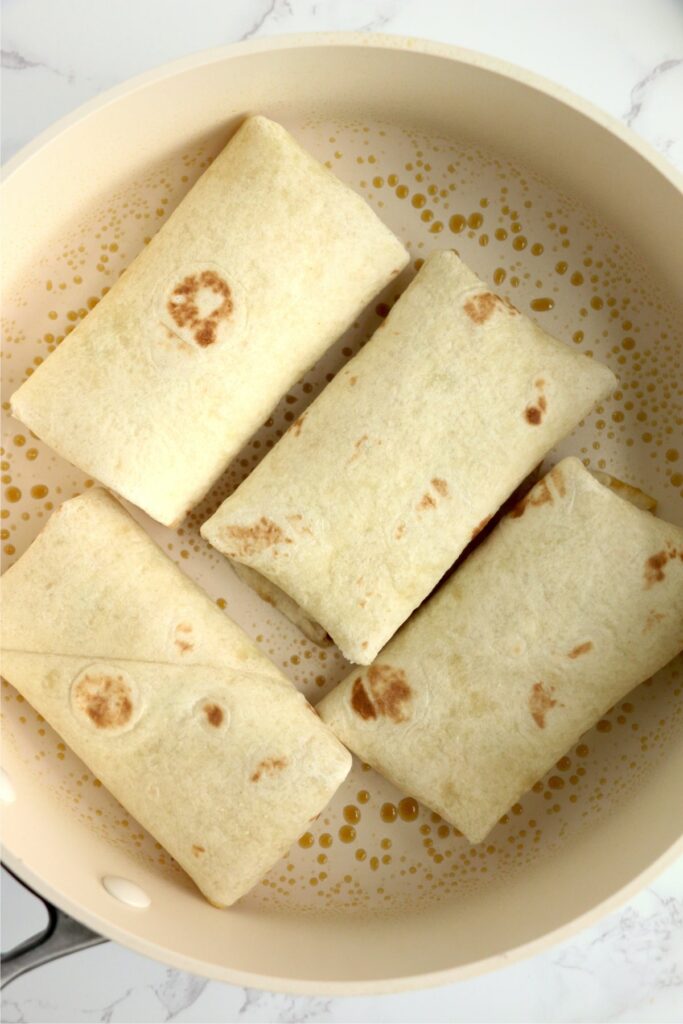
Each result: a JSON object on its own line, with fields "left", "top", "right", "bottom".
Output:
{"left": 202, "top": 251, "right": 616, "bottom": 663}
{"left": 10, "top": 115, "right": 408, "bottom": 527}
{"left": 318, "top": 458, "right": 683, "bottom": 843}
{"left": 0, "top": 490, "right": 351, "bottom": 906}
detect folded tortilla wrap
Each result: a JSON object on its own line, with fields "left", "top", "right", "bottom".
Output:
{"left": 318, "top": 457, "right": 683, "bottom": 844}
{"left": 202, "top": 251, "right": 616, "bottom": 664}
{"left": 0, "top": 489, "right": 351, "bottom": 906}
{"left": 10, "top": 115, "right": 407, "bottom": 527}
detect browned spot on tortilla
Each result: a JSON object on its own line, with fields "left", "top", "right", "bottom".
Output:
{"left": 167, "top": 270, "right": 233, "bottom": 347}
{"left": 221, "top": 517, "right": 292, "bottom": 557}
{"left": 174, "top": 622, "right": 194, "bottom": 654}
{"left": 510, "top": 478, "right": 553, "bottom": 518}
{"left": 535, "top": 378, "right": 546, "bottom": 388}
{"left": 431, "top": 478, "right": 449, "bottom": 497}
{"left": 464, "top": 290, "right": 519, "bottom": 324}
{"left": 550, "top": 465, "right": 566, "bottom": 496}
{"left": 286, "top": 513, "right": 313, "bottom": 535}
{"left": 361, "top": 641, "right": 369, "bottom": 649}
{"left": 203, "top": 703, "right": 223, "bottom": 727}
{"left": 471, "top": 515, "right": 492, "bottom": 539}
{"left": 529, "top": 682, "right": 557, "bottom": 728}
{"left": 251, "top": 757, "right": 287, "bottom": 782}
{"left": 349, "top": 375, "right": 358, "bottom": 385}
{"left": 291, "top": 413, "right": 307, "bottom": 436}
{"left": 358, "top": 598, "right": 367, "bottom": 607}
{"left": 568, "top": 641, "right": 593, "bottom": 659}
{"left": 463, "top": 292, "right": 498, "bottom": 324}
{"left": 351, "top": 677, "right": 377, "bottom": 720}
{"left": 525, "top": 388, "right": 548, "bottom": 424}
{"left": 348, "top": 434, "right": 369, "bottom": 463}
{"left": 643, "top": 610, "right": 666, "bottom": 633}
{"left": 644, "top": 550, "right": 672, "bottom": 587}
{"left": 73, "top": 673, "right": 133, "bottom": 730}
{"left": 395, "top": 523, "right": 406, "bottom": 539}
{"left": 192, "top": 844, "right": 205, "bottom": 857}
{"left": 367, "top": 665, "right": 412, "bottom": 723}
{"left": 418, "top": 493, "right": 437, "bottom": 511}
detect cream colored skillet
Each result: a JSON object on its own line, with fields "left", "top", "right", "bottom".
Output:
{"left": 2, "top": 35, "right": 682, "bottom": 994}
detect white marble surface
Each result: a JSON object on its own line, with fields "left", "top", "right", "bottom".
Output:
{"left": 1, "top": 0, "right": 682, "bottom": 1021}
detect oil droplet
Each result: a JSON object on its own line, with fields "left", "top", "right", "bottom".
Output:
{"left": 530, "top": 298, "right": 555, "bottom": 312}
{"left": 495, "top": 227, "right": 508, "bottom": 241}
{"left": 449, "top": 214, "right": 466, "bottom": 234}
{"left": 478, "top": 233, "right": 489, "bottom": 246}
{"left": 493, "top": 268, "right": 506, "bottom": 285}
{"left": 573, "top": 331, "right": 584, "bottom": 344}
{"left": 5, "top": 487, "right": 21, "bottom": 503}
{"left": 622, "top": 337, "right": 635, "bottom": 350}
{"left": 467, "top": 212, "right": 483, "bottom": 229}
{"left": 369, "top": 856, "right": 379, "bottom": 871}
{"left": 387, "top": 173, "right": 399, "bottom": 187}
{"left": 339, "top": 825, "right": 356, "bottom": 843}
{"left": 666, "top": 449, "right": 679, "bottom": 462}
{"left": 357, "top": 790, "right": 370, "bottom": 804}
{"left": 512, "top": 236, "right": 527, "bottom": 251}
{"left": 319, "top": 832, "right": 333, "bottom": 848}
{"left": 372, "top": 176, "right": 384, "bottom": 188}
{"left": 380, "top": 838, "right": 392, "bottom": 850}
{"left": 343, "top": 804, "right": 361, "bottom": 825}
{"left": 381, "top": 802, "right": 398, "bottom": 823}
{"left": 396, "top": 185, "right": 409, "bottom": 199}
{"left": 429, "top": 221, "right": 444, "bottom": 234}
{"left": 411, "top": 193, "right": 426, "bottom": 208}
{"left": 26, "top": 449, "right": 39, "bottom": 461}
{"left": 421, "top": 209, "right": 433, "bottom": 223}
{"left": 531, "top": 243, "right": 544, "bottom": 256}
{"left": 13, "top": 435, "right": 25, "bottom": 447}
{"left": 397, "top": 797, "right": 419, "bottom": 822}
{"left": 298, "top": 832, "right": 314, "bottom": 848}
{"left": 30, "top": 485, "right": 48, "bottom": 499}
{"left": 555, "top": 261, "right": 568, "bottom": 275}
{"left": 355, "top": 848, "right": 366, "bottom": 861}
{"left": 570, "top": 271, "right": 584, "bottom": 286}
{"left": 590, "top": 296, "right": 604, "bottom": 310}
{"left": 576, "top": 744, "right": 589, "bottom": 756}
{"left": 597, "top": 720, "right": 612, "bottom": 733}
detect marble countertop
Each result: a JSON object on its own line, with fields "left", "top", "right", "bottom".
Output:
{"left": 2, "top": 1, "right": 682, "bottom": 1021}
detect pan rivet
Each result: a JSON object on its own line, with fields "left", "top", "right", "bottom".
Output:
{"left": 101, "top": 875, "right": 151, "bottom": 909}
{"left": 0, "top": 768, "right": 15, "bottom": 804}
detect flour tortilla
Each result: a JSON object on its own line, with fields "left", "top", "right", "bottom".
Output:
{"left": 0, "top": 490, "right": 351, "bottom": 907}
{"left": 10, "top": 115, "right": 407, "bottom": 527}
{"left": 230, "top": 562, "right": 331, "bottom": 647}
{"left": 202, "top": 251, "right": 616, "bottom": 664}
{"left": 317, "top": 458, "right": 683, "bottom": 844}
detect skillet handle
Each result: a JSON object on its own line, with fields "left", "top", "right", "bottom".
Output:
{"left": 1, "top": 867, "right": 107, "bottom": 989}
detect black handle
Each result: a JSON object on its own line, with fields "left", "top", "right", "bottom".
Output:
{"left": 1, "top": 866, "right": 107, "bottom": 989}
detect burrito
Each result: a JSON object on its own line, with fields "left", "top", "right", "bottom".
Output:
{"left": 0, "top": 490, "right": 351, "bottom": 907}
{"left": 202, "top": 251, "right": 616, "bottom": 664}
{"left": 9, "top": 115, "right": 407, "bottom": 527}
{"left": 318, "top": 458, "right": 683, "bottom": 844}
